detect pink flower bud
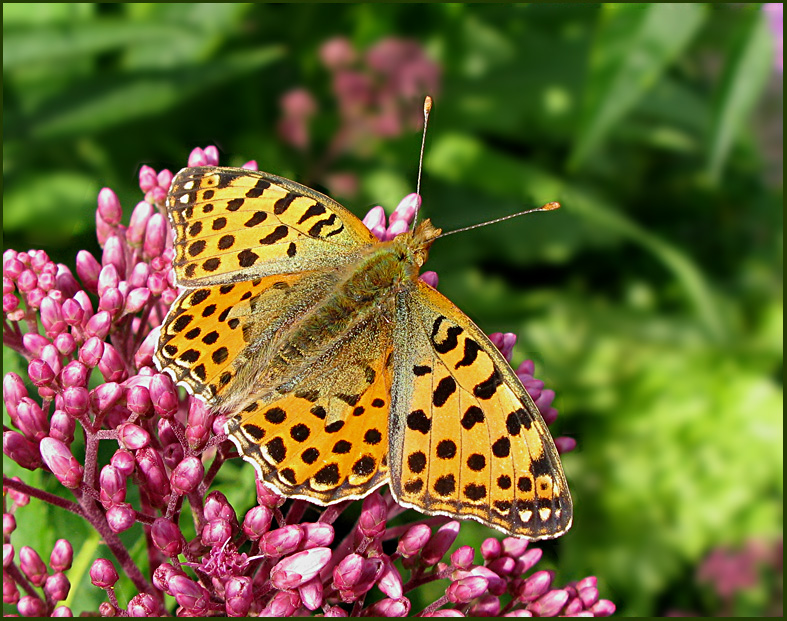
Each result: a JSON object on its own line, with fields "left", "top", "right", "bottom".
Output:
{"left": 139, "top": 166, "right": 158, "bottom": 192}
{"left": 98, "top": 287, "right": 124, "bottom": 318}
{"left": 106, "top": 503, "right": 136, "bottom": 533}
{"left": 391, "top": 193, "right": 420, "bottom": 225}
{"left": 124, "top": 287, "right": 150, "bottom": 315}
{"left": 489, "top": 332, "right": 517, "bottom": 362}
{"left": 136, "top": 449, "right": 170, "bottom": 504}
{"left": 518, "top": 570, "right": 554, "bottom": 602}
{"left": 171, "top": 456, "right": 204, "bottom": 494}
{"left": 152, "top": 562, "right": 184, "bottom": 594}
{"left": 256, "top": 478, "right": 285, "bottom": 507}
{"left": 201, "top": 518, "right": 232, "bottom": 547}
{"left": 270, "top": 547, "right": 332, "bottom": 589}
{"left": 204, "top": 490, "right": 235, "bottom": 523}
{"left": 90, "top": 558, "right": 120, "bottom": 589}
{"left": 320, "top": 37, "right": 356, "bottom": 69}
{"left": 90, "top": 382, "right": 123, "bottom": 413}
{"left": 530, "top": 589, "right": 569, "bottom": 617}
{"left": 128, "top": 201, "right": 154, "bottom": 246}
{"left": 362, "top": 206, "right": 387, "bottom": 240}
{"left": 488, "top": 555, "right": 516, "bottom": 576}
{"left": 4, "top": 431, "right": 43, "bottom": 469}
{"left": 144, "top": 213, "right": 167, "bottom": 258}
{"left": 40, "top": 296, "right": 66, "bottom": 337}
{"left": 99, "top": 465, "right": 127, "bottom": 508}
{"left": 151, "top": 518, "right": 185, "bottom": 557}
{"left": 22, "top": 333, "right": 49, "bottom": 358}
{"left": 3, "top": 293, "right": 20, "bottom": 313}
{"left": 55, "top": 265, "right": 81, "bottom": 298}
{"left": 242, "top": 160, "right": 258, "bottom": 170}
{"left": 40, "top": 437, "right": 83, "bottom": 488}
{"left": 333, "top": 554, "right": 381, "bottom": 600}
{"left": 3, "top": 372, "right": 27, "bottom": 421}
{"left": 4, "top": 543, "right": 14, "bottom": 567}
{"left": 420, "top": 270, "right": 439, "bottom": 288}
{"left": 128, "top": 263, "right": 150, "bottom": 289}
{"left": 185, "top": 398, "right": 211, "bottom": 449}
{"left": 515, "top": 548, "right": 543, "bottom": 574}
{"left": 470, "top": 595, "right": 500, "bottom": 616}
{"left": 50, "top": 540, "right": 73, "bottom": 572}
{"left": 75, "top": 251, "right": 101, "bottom": 293}
{"left": 4, "top": 514, "right": 16, "bottom": 536}
{"left": 97, "top": 264, "right": 119, "bottom": 297}
{"left": 79, "top": 336, "right": 104, "bottom": 368}
{"left": 481, "top": 537, "right": 502, "bottom": 561}
{"left": 102, "top": 235, "right": 126, "bottom": 277}
{"left": 448, "top": 576, "right": 488, "bottom": 604}
{"left": 299, "top": 522, "right": 334, "bottom": 549}
{"left": 52, "top": 605, "right": 73, "bottom": 616}
{"left": 17, "top": 269, "right": 38, "bottom": 293}
{"left": 461, "top": 566, "right": 505, "bottom": 596}
{"left": 62, "top": 386, "right": 89, "bottom": 417}
{"left": 111, "top": 449, "right": 136, "bottom": 476}
{"left": 450, "top": 545, "right": 475, "bottom": 570}
{"left": 117, "top": 423, "right": 150, "bottom": 450}
{"left": 225, "top": 576, "right": 252, "bottom": 617}
{"left": 127, "top": 592, "right": 159, "bottom": 616}
{"left": 358, "top": 492, "right": 387, "bottom": 540}
{"left": 397, "top": 523, "right": 431, "bottom": 558}
{"left": 169, "top": 575, "right": 210, "bottom": 615}
{"left": 421, "top": 521, "right": 460, "bottom": 566}
{"left": 242, "top": 506, "right": 273, "bottom": 540}
{"left": 17, "top": 594, "right": 47, "bottom": 616}
{"left": 260, "top": 525, "right": 304, "bottom": 557}
{"left": 259, "top": 589, "right": 300, "bottom": 616}
{"left": 16, "top": 397, "right": 48, "bottom": 441}
{"left": 44, "top": 572, "right": 70, "bottom": 602}
{"left": 366, "top": 597, "right": 411, "bottom": 617}
{"left": 203, "top": 146, "right": 219, "bottom": 165}
{"left": 150, "top": 373, "right": 178, "bottom": 418}
{"left": 422, "top": 610, "right": 465, "bottom": 617}
{"left": 97, "top": 188, "right": 122, "bottom": 226}
{"left": 502, "top": 537, "right": 529, "bottom": 558}
{"left": 554, "top": 436, "right": 576, "bottom": 454}
{"left": 19, "top": 546, "right": 48, "bottom": 586}
{"left": 590, "top": 599, "right": 616, "bottom": 616}
{"left": 54, "top": 332, "right": 77, "bottom": 356}
{"left": 385, "top": 219, "right": 409, "bottom": 240}
{"left": 377, "top": 556, "right": 403, "bottom": 598}
{"left": 85, "top": 310, "right": 111, "bottom": 339}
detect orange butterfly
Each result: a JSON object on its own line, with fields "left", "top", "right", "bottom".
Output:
{"left": 154, "top": 166, "right": 572, "bottom": 539}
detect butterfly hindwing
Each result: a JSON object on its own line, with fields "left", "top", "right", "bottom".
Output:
{"left": 225, "top": 312, "right": 394, "bottom": 504}
{"left": 166, "top": 166, "right": 378, "bottom": 287}
{"left": 389, "top": 281, "right": 572, "bottom": 540}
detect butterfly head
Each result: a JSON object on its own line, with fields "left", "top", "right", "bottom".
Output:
{"left": 406, "top": 219, "right": 442, "bottom": 269}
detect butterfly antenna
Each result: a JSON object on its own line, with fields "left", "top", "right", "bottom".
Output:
{"left": 438, "top": 201, "right": 561, "bottom": 239}
{"left": 412, "top": 95, "right": 432, "bottom": 227}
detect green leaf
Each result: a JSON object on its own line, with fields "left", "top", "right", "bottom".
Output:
{"left": 570, "top": 4, "right": 708, "bottom": 169}
{"left": 705, "top": 9, "right": 775, "bottom": 183}
{"left": 28, "top": 47, "right": 284, "bottom": 139}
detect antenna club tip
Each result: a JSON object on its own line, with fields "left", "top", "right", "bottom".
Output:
{"left": 541, "top": 201, "right": 561, "bottom": 211}
{"left": 424, "top": 96, "right": 433, "bottom": 114}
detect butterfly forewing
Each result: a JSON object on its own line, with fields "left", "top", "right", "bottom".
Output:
{"left": 389, "top": 281, "right": 572, "bottom": 540}
{"left": 166, "top": 166, "right": 377, "bottom": 286}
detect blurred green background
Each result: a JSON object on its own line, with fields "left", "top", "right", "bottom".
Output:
{"left": 3, "top": 3, "right": 782, "bottom": 617}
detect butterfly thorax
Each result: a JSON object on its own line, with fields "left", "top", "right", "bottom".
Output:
{"left": 214, "top": 219, "right": 442, "bottom": 413}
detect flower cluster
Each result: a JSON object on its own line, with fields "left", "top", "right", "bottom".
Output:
{"left": 3, "top": 147, "right": 612, "bottom": 616}
{"left": 278, "top": 36, "right": 441, "bottom": 198}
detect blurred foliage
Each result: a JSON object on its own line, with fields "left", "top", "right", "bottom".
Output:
{"left": 3, "top": 3, "right": 782, "bottom": 617}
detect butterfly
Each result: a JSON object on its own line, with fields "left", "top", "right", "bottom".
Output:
{"left": 153, "top": 166, "right": 572, "bottom": 540}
